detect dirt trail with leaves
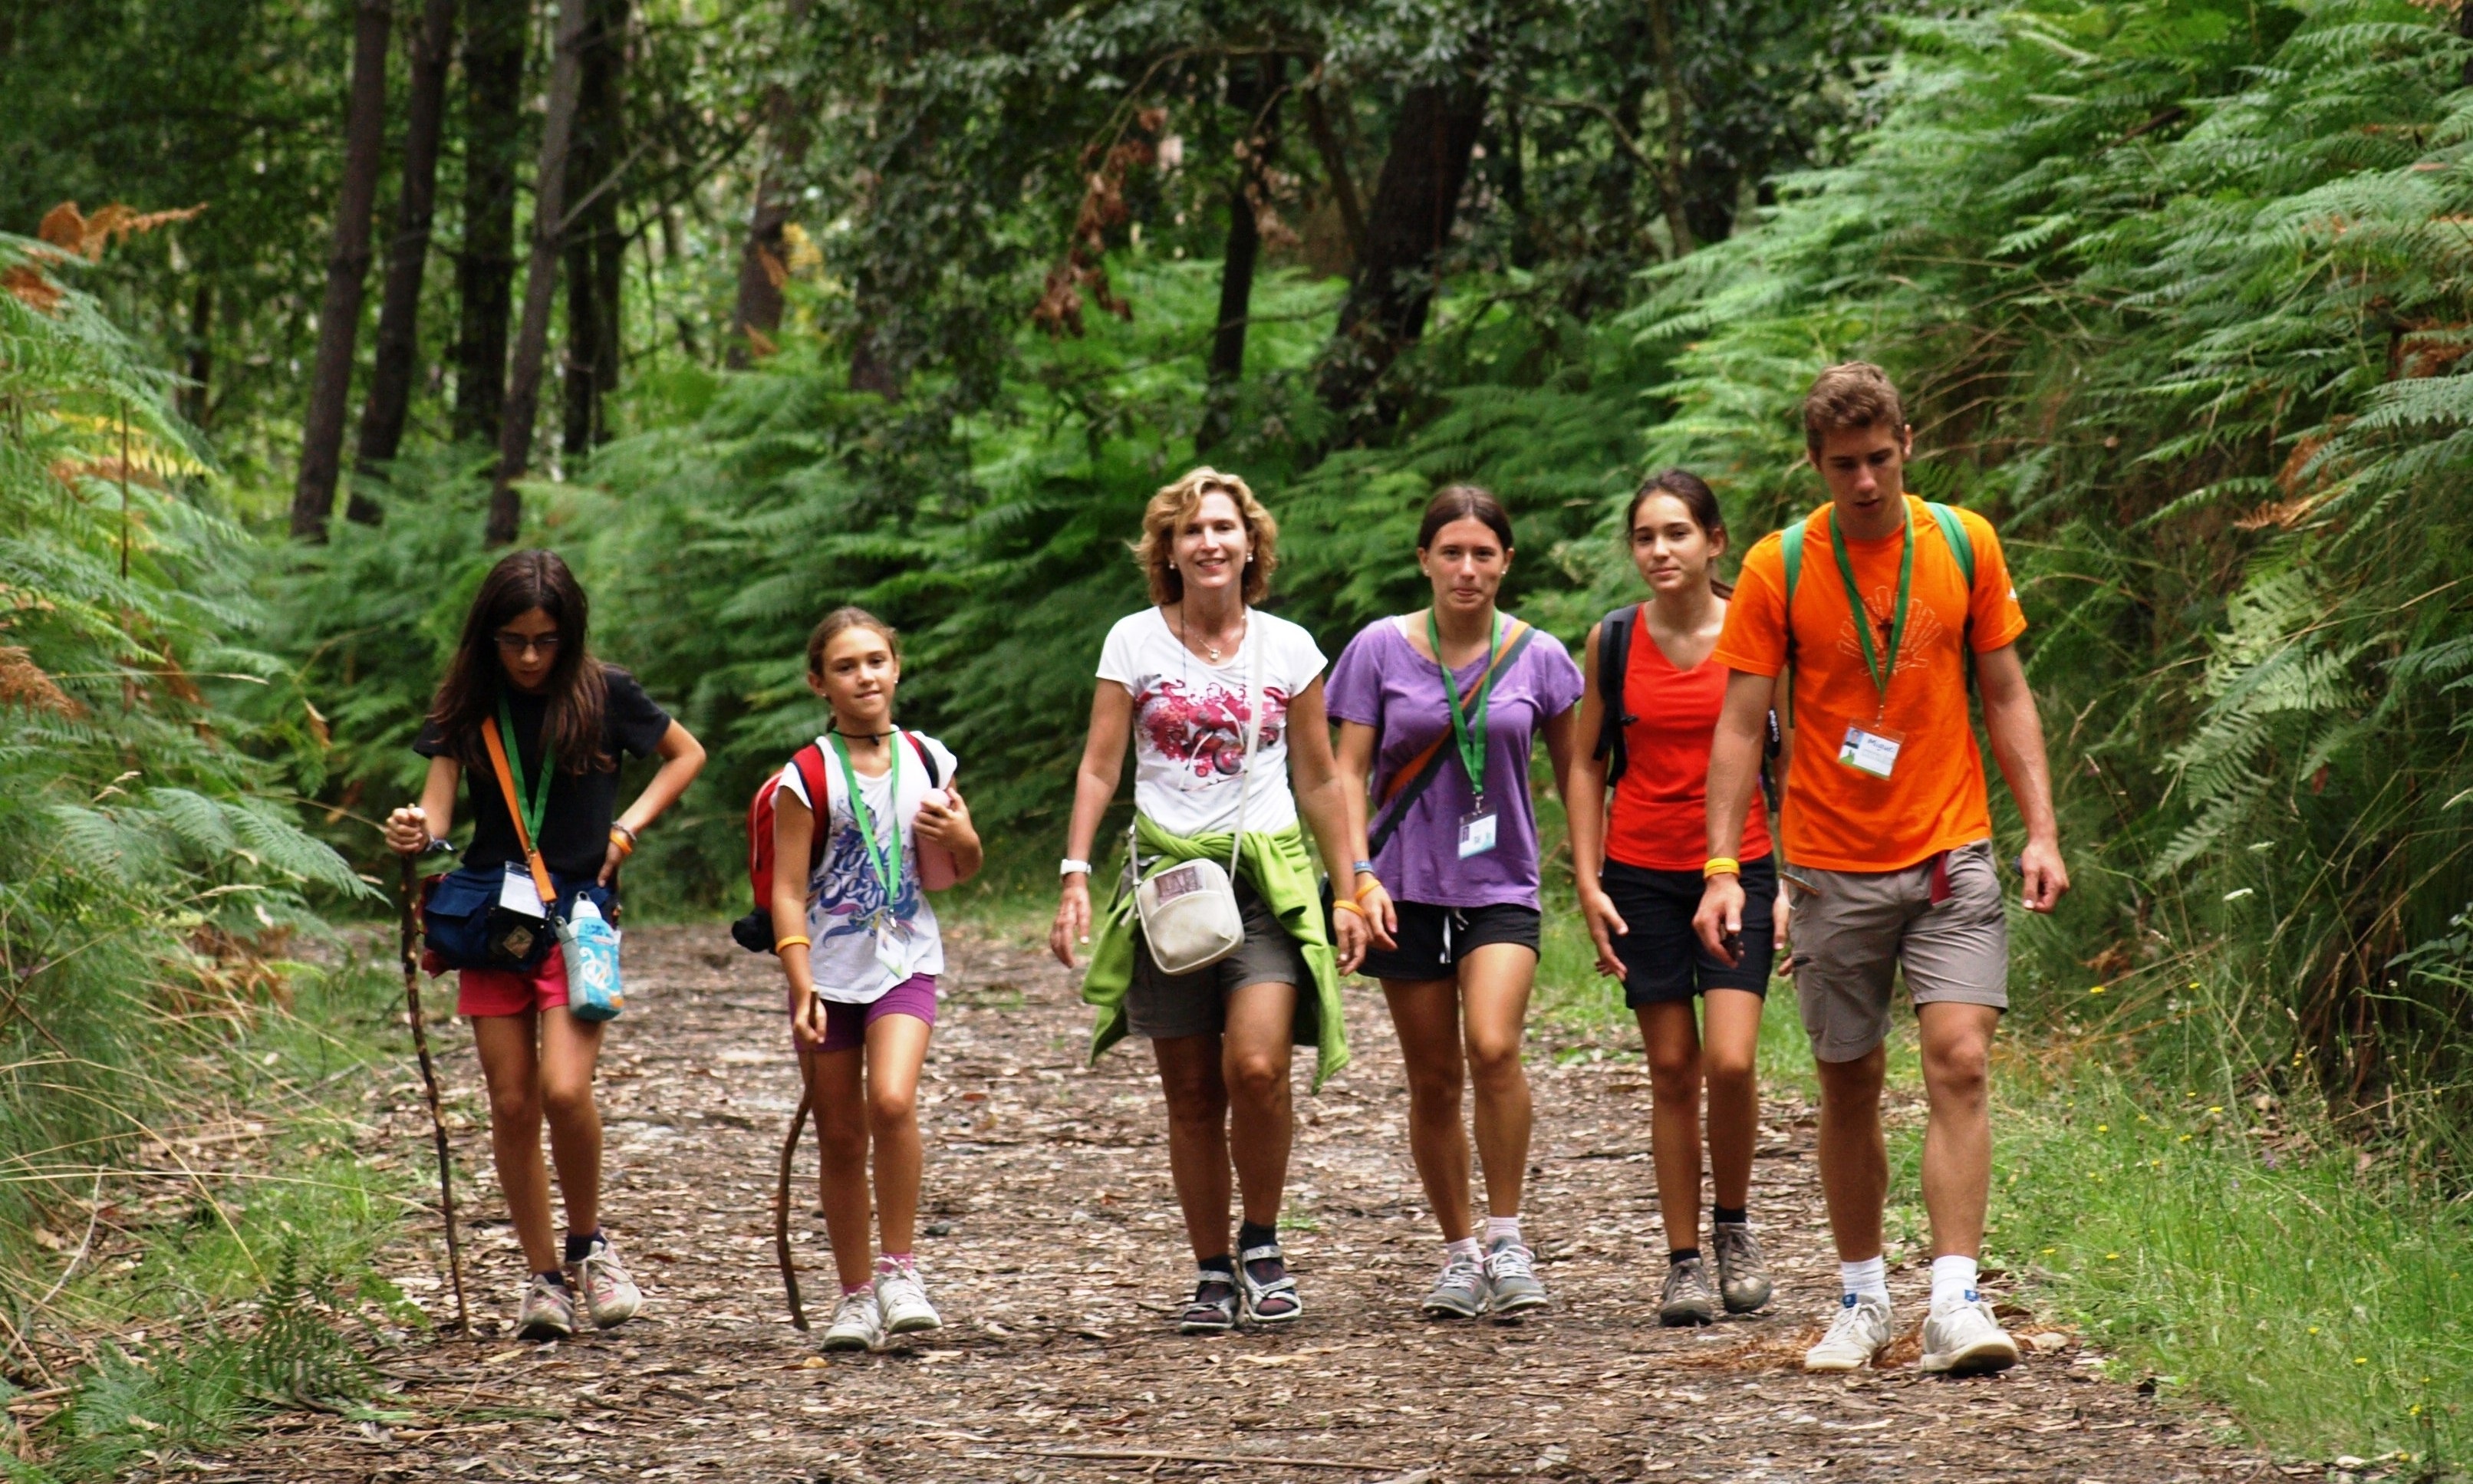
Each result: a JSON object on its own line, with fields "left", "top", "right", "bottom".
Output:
{"left": 216, "top": 923, "right": 2277, "bottom": 1483}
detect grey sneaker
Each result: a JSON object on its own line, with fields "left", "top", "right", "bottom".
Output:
{"left": 515, "top": 1275, "right": 574, "bottom": 1340}
{"left": 1658, "top": 1255, "right": 1717, "bottom": 1327}
{"left": 575, "top": 1239, "right": 643, "bottom": 1328}
{"left": 1711, "top": 1222, "right": 1773, "bottom": 1314}
{"left": 1483, "top": 1238, "right": 1548, "bottom": 1318}
{"left": 1420, "top": 1251, "right": 1488, "bottom": 1318}
{"left": 822, "top": 1290, "right": 884, "bottom": 1352}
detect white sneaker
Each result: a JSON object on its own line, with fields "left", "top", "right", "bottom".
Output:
{"left": 1918, "top": 1296, "right": 2022, "bottom": 1375}
{"left": 875, "top": 1267, "right": 942, "bottom": 1335}
{"left": 821, "top": 1290, "right": 884, "bottom": 1352}
{"left": 515, "top": 1275, "right": 575, "bottom": 1340}
{"left": 1802, "top": 1292, "right": 1894, "bottom": 1373}
{"left": 575, "top": 1239, "right": 643, "bottom": 1328}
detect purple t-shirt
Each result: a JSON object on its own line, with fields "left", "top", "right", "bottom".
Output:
{"left": 1325, "top": 616, "right": 1585, "bottom": 910}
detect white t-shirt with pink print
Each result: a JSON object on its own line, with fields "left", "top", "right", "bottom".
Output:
{"left": 1095, "top": 607, "right": 1325, "bottom": 838}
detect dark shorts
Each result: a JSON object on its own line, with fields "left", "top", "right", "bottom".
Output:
{"left": 796, "top": 973, "right": 938, "bottom": 1054}
{"left": 1599, "top": 857, "right": 1777, "bottom": 1007}
{"left": 1127, "top": 882, "right": 1309, "bottom": 1040}
{"left": 1357, "top": 900, "right": 1543, "bottom": 982}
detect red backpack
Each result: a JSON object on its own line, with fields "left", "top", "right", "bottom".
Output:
{"left": 728, "top": 734, "right": 942, "bottom": 953}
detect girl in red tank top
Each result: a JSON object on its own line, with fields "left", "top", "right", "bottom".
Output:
{"left": 1568, "top": 470, "right": 1785, "bottom": 1328}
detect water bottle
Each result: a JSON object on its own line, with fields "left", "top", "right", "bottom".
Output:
{"left": 565, "top": 897, "right": 625, "bottom": 1022}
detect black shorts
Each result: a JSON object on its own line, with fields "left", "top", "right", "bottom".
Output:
{"left": 1599, "top": 857, "right": 1777, "bottom": 1007}
{"left": 1357, "top": 900, "right": 1543, "bottom": 982}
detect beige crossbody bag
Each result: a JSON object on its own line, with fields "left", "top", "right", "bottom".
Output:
{"left": 1129, "top": 628, "right": 1263, "bottom": 975}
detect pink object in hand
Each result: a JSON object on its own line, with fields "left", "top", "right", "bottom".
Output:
{"left": 914, "top": 787, "right": 959, "bottom": 891}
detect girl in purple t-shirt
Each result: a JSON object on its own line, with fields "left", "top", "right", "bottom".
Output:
{"left": 1327, "top": 485, "right": 1585, "bottom": 1322}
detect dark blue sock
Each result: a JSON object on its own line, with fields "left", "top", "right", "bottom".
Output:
{"left": 1713, "top": 1205, "right": 1748, "bottom": 1226}
{"left": 1237, "top": 1220, "right": 1278, "bottom": 1253}
{"left": 536, "top": 1268, "right": 568, "bottom": 1288}
{"left": 564, "top": 1230, "right": 601, "bottom": 1264}
{"left": 1197, "top": 1254, "right": 1235, "bottom": 1278}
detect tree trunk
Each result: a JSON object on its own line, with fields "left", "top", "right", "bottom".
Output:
{"left": 1311, "top": 77, "right": 1487, "bottom": 443}
{"left": 1645, "top": 0, "right": 1696, "bottom": 258}
{"left": 729, "top": 0, "right": 814, "bottom": 365}
{"left": 1199, "top": 58, "right": 1281, "bottom": 456}
{"left": 561, "top": 0, "right": 626, "bottom": 456}
{"left": 1299, "top": 82, "right": 1366, "bottom": 268}
{"left": 486, "top": 0, "right": 591, "bottom": 545}
{"left": 353, "top": 0, "right": 459, "bottom": 515}
{"left": 453, "top": 0, "right": 528, "bottom": 449}
{"left": 177, "top": 281, "right": 213, "bottom": 430}
{"left": 289, "top": 0, "right": 392, "bottom": 541}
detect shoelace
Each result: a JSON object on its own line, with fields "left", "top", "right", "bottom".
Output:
{"left": 1487, "top": 1244, "right": 1535, "bottom": 1280}
{"left": 1437, "top": 1254, "right": 1483, "bottom": 1285}
{"left": 1823, "top": 1299, "right": 1879, "bottom": 1341}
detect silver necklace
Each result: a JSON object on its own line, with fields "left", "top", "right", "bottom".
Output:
{"left": 1179, "top": 603, "right": 1243, "bottom": 663}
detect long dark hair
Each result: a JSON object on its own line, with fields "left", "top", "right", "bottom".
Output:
{"left": 426, "top": 549, "right": 613, "bottom": 775}
{"left": 1627, "top": 469, "right": 1734, "bottom": 599}
{"left": 1416, "top": 484, "right": 1514, "bottom": 552}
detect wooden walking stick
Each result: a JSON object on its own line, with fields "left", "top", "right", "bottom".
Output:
{"left": 774, "top": 1050, "right": 812, "bottom": 1331}
{"left": 399, "top": 850, "right": 469, "bottom": 1336}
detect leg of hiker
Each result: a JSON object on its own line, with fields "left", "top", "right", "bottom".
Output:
{"left": 1152, "top": 1032, "right": 1239, "bottom": 1331}
{"left": 863, "top": 1009, "right": 941, "bottom": 1334}
{"left": 1916, "top": 1001, "right": 1997, "bottom": 1259}
{"left": 1638, "top": 998, "right": 1717, "bottom": 1325}
{"left": 537, "top": 1004, "right": 605, "bottom": 1246}
{"left": 472, "top": 1010, "right": 575, "bottom": 1338}
{"left": 1700, "top": 987, "right": 1773, "bottom": 1313}
{"left": 1462, "top": 943, "right": 1546, "bottom": 1318}
{"left": 1383, "top": 976, "right": 1473, "bottom": 1242}
{"left": 808, "top": 1038, "right": 884, "bottom": 1351}
{"left": 1813, "top": 1044, "right": 1890, "bottom": 1263}
{"left": 1222, "top": 977, "right": 1300, "bottom": 1322}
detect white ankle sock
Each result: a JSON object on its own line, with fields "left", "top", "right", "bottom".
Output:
{"left": 1444, "top": 1236, "right": 1481, "bottom": 1265}
{"left": 1929, "top": 1255, "right": 1980, "bottom": 1311}
{"left": 1839, "top": 1255, "right": 1889, "bottom": 1303}
{"left": 1483, "top": 1215, "right": 1523, "bottom": 1248}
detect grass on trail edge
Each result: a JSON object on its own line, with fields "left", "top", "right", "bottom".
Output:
{"left": 2, "top": 956, "right": 425, "bottom": 1483}
{"left": 1533, "top": 898, "right": 2473, "bottom": 1476}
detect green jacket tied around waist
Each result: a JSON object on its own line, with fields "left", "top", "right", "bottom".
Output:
{"left": 1080, "top": 813, "right": 1348, "bottom": 1090}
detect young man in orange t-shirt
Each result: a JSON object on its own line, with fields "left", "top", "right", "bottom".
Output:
{"left": 1694, "top": 363, "right": 2068, "bottom": 1376}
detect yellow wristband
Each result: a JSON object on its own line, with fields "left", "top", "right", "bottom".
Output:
{"left": 1355, "top": 879, "right": 1385, "bottom": 903}
{"left": 1702, "top": 857, "right": 1741, "bottom": 879}
{"left": 608, "top": 828, "right": 635, "bottom": 857}
{"left": 1332, "top": 899, "right": 1366, "bottom": 918}
{"left": 774, "top": 935, "right": 811, "bottom": 953}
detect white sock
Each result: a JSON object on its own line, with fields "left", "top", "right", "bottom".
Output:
{"left": 1930, "top": 1255, "right": 1980, "bottom": 1311}
{"left": 1839, "top": 1255, "right": 1889, "bottom": 1304}
{"left": 1444, "top": 1236, "right": 1481, "bottom": 1265}
{"left": 1483, "top": 1215, "right": 1523, "bottom": 1249}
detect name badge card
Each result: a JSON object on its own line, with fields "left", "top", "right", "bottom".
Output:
{"left": 499, "top": 863, "right": 547, "bottom": 918}
{"left": 1457, "top": 806, "right": 1500, "bottom": 859}
{"left": 1837, "top": 722, "right": 1904, "bottom": 780}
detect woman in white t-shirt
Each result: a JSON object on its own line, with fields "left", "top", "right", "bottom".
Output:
{"left": 771, "top": 607, "right": 982, "bottom": 1352}
{"left": 1051, "top": 467, "right": 1372, "bottom": 1336}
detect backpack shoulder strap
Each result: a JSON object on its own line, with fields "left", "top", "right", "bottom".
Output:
{"left": 1925, "top": 502, "right": 1976, "bottom": 591}
{"left": 790, "top": 742, "right": 835, "bottom": 869}
{"left": 1594, "top": 604, "right": 1638, "bottom": 785}
{"left": 902, "top": 731, "right": 943, "bottom": 789}
{"left": 1780, "top": 519, "right": 1806, "bottom": 610}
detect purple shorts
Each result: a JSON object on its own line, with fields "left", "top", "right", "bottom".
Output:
{"left": 795, "top": 973, "right": 937, "bottom": 1054}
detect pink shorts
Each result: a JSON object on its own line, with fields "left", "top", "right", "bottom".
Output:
{"left": 795, "top": 973, "right": 937, "bottom": 1054}
{"left": 456, "top": 945, "right": 569, "bottom": 1018}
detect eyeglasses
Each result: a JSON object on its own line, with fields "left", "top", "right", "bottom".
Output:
{"left": 494, "top": 632, "right": 563, "bottom": 656}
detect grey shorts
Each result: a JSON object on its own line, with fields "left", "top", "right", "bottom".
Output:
{"left": 1785, "top": 839, "right": 2007, "bottom": 1062}
{"left": 1126, "top": 880, "right": 1308, "bottom": 1040}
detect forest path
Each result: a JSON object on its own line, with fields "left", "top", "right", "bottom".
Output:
{"left": 222, "top": 923, "right": 2269, "bottom": 1483}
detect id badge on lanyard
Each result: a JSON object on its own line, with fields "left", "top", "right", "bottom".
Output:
{"left": 1837, "top": 722, "right": 1905, "bottom": 779}
{"left": 1827, "top": 505, "right": 1917, "bottom": 783}
{"left": 1457, "top": 801, "right": 1500, "bottom": 859}
{"left": 499, "top": 862, "right": 547, "bottom": 917}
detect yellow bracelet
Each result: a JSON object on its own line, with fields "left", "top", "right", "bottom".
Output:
{"left": 1332, "top": 899, "right": 1367, "bottom": 918}
{"left": 1355, "top": 878, "right": 1385, "bottom": 903}
{"left": 608, "top": 828, "right": 635, "bottom": 857}
{"left": 1702, "top": 857, "right": 1741, "bottom": 879}
{"left": 774, "top": 935, "right": 812, "bottom": 953}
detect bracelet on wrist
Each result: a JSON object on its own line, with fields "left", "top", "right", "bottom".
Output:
{"left": 1355, "top": 878, "right": 1385, "bottom": 903}
{"left": 1332, "top": 899, "right": 1366, "bottom": 919}
{"left": 1059, "top": 857, "right": 1092, "bottom": 878}
{"left": 1702, "top": 857, "right": 1741, "bottom": 879}
{"left": 1351, "top": 860, "right": 1375, "bottom": 878}
{"left": 608, "top": 828, "right": 635, "bottom": 858}
{"left": 611, "top": 821, "right": 639, "bottom": 845}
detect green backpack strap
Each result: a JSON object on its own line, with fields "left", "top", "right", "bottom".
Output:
{"left": 1925, "top": 501, "right": 1975, "bottom": 590}
{"left": 1777, "top": 521, "right": 1806, "bottom": 724}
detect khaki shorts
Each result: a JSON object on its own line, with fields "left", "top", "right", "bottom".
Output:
{"left": 1784, "top": 840, "right": 2007, "bottom": 1062}
{"left": 1126, "top": 880, "right": 1308, "bottom": 1040}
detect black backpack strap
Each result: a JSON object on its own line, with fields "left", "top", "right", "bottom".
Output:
{"left": 902, "top": 731, "right": 943, "bottom": 789}
{"left": 1594, "top": 604, "right": 1638, "bottom": 787}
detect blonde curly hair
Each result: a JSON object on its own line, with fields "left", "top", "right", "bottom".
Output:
{"left": 1131, "top": 467, "right": 1279, "bottom": 607}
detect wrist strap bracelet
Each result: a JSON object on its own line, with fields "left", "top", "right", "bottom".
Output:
{"left": 1702, "top": 857, "right": 1741, "bottom": 879}
{"left": 611, "top": 821, "right": 639, "bottom": 844}
{"left": 1355, "top": 878, "right": 1386, "bottom": 903}
{"left": 1351, "top": 860, "right": 1375, "bottom": 877}
{"left": 1332, "top": 899, "right": 1367, "bottom": 918}
{"left": 774, "top": 935, "right": 811, "bottom": 953}
{"left": 608, "top": 828, "right": 636, "bottom": 857}
{"left": 1059, "top": 857, "right": 1092, "bottom": 877}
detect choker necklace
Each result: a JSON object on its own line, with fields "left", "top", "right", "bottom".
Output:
{"left": 833, "top": 728, "right": 893, "bottom": 741}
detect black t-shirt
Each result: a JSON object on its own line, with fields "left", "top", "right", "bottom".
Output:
{"left": 414, "top": 665, "right": 673, "bottom": 879}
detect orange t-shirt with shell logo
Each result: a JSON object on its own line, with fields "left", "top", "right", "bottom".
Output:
{"left": 1712, "top": 496, "right": 2027, "bottom": 874}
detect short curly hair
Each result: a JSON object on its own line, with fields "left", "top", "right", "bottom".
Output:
{"left": 1803, "top": 362, "right": 1908, "bottom": 454}
{"left": 1131, "top": 467, "right": 1279, "bottom": 607}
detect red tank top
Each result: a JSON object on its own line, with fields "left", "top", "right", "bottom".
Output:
{"left": 1605, "top": 606, "right": 1774, "bottom": 872}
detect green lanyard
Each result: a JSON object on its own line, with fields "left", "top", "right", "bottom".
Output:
{"left": 494, "top": 696, "right": 554, "bottom": 850}
{"left": 827, "top": 733, "right": 903, "bottom": 903}
{"left": 1428, "top": 610, "right": 1505, "bottom": 805}
{"left": 1828, "top": 502, "right": 1915, "bottom": 717}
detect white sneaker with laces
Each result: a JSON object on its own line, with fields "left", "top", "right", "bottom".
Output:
{"left": 822, "top": 1290, "right": 884, "bottom": 1352}
{"left": 575, "top": 1239, "right": 643, "bottom": 1328}
{"left": 515, "top": 1275, "right": 575, "bottom": 1341}
{"left": 1918, "top": 1295, "right": 2022, "bottom": 1375}
{"left": 1803, "top": 1292, "right": 1894, "bottom": 1373}
{"left": 875, "top": 1267, "right": 942, "bottom": 1335}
